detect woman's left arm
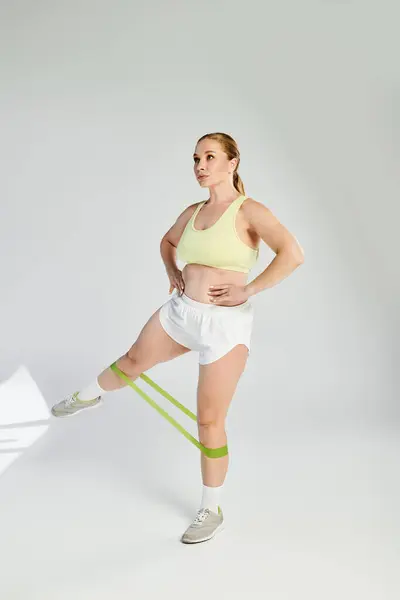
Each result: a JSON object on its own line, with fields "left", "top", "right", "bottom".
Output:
{"left": 244, "top": 199, "right": 305, "bottom": 298}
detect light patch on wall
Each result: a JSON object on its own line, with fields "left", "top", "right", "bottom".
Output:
{"left": 0, "top": 366, "right": 50, "bottom": 477}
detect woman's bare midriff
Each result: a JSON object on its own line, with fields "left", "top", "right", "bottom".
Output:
{"left": 181, "top": 264, "right": 248, "bottom": 305}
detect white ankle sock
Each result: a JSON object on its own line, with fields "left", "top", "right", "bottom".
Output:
{"left": 76, "top": 379, "right": 106, "bottom": 401}
{"left": 200, "top": 484, "right": 223, "bottom": 514}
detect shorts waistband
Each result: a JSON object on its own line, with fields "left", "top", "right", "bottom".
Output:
{"left": 178, "top": 292, "right": 250, "bottom": 311}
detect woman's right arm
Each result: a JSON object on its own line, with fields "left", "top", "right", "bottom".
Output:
{"left": 160, "top": 203, "right": 198, "bottom": 293}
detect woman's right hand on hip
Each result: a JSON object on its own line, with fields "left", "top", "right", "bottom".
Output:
{"left": 168, "top": 268, "right": 185, "bottom": 296}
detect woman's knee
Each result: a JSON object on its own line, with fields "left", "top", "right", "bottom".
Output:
{"left": 198, "top": 418, "right": 226, "bottom": 447}
{"left": 197, "top": 411, "right": 225, "bottom": 431}
{"left": 117, "top": 349, "right": 142, "bottom": 375}
{"left": 126, "top": 344, "right": 139, "bottom": 362}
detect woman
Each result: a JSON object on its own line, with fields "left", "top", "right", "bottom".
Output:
{"left": 51, "top": 132, "right": 304, "bottom": 544}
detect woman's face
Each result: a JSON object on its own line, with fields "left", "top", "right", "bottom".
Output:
{"left": 193, "top": 139, "right": 237, "bottom": 187}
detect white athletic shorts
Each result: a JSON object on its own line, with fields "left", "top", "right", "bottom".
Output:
{"left": 158, "top": 291, "right": 254, "bottom": 365}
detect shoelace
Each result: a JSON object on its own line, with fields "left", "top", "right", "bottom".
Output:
{"left": 65, "top": 393, "right": 78, "bottom": 407}
{"left": 192, "top": 508, "right": 210, "bottom": 526}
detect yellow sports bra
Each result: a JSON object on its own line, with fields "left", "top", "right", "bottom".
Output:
{"left": 176, "top": 195, "right": 259, "bottom": 273}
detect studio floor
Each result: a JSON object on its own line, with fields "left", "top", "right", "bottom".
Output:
{"left": 0, "top": 381, "right": 398, "bottom": 600}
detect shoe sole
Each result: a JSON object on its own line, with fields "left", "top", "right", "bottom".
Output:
{"left": 181, "top": 521, "right": 225, "bottom": 544}
{"left": 51, "top": 398, "right": 103, "bottom": 418}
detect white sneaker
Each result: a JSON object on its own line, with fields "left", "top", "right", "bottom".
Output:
{"left": 181, "top": 507, "right": 224, "bottom": 544}
{"left": 51, "top": 392, "right": 102, "bottom": 418}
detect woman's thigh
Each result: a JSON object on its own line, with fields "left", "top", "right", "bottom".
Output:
{"left": 196, "top": 344, "right": 249, "bottom": 424}
{"left": 125, "top": 307, "right": 191, "bottom": 371}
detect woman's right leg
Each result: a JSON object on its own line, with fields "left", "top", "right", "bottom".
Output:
{"left": 51, "top": 307, "right": 191, "bottom": 417}
{"left": 98, "top": 307, "right": 191, "bottom": 391}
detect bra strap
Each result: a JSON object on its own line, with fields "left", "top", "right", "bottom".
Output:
{"left": 190, "top": 201, "right": 206, "bottom": 222}
{"left": 232, "top": 194, "right": 247, "bottom": 211}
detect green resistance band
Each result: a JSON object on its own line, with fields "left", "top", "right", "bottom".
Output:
{"left": 110, "top": 362, "right": 228, "bottom": 458}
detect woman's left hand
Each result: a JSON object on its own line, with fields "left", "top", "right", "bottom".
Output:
{"left": 207, "top": 284, "right": 250, "bottom": 306}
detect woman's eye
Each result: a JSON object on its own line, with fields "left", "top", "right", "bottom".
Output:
{"left": 194, "top": 155, "right": 214, "bottom": 163}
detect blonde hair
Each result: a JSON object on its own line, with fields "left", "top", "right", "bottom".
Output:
{"left": 196, "top": 132, "right": 245, "bottom": 195}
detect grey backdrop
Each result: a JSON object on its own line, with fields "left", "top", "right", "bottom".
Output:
{"left": 0, "top": 1, "right": 398, "bottom": 599}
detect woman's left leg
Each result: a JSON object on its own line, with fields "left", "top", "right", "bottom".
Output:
{"left": 197, "top": 343, "right": 249, "bottom": 504}
{"left": 180, "top": 343, "right": 249, "bottom": 543}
